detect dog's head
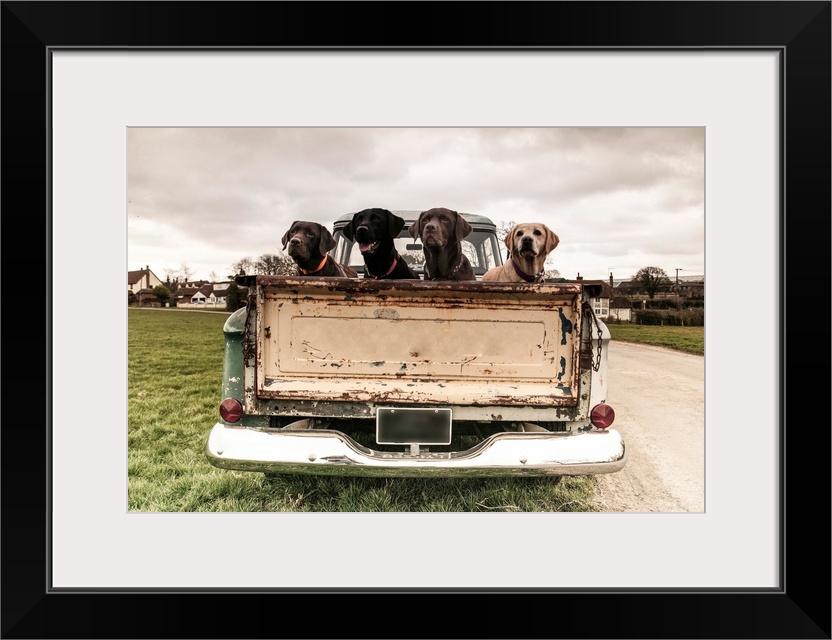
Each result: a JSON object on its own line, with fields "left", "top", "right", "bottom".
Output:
{"left": 342, "top": 208, "right": 405, "bottom": 255}
{"left": 408, "top": 208, "right": 472, "bottom": 248}
{"left": 281, "top": 221, "right": 336, "bottom": 263}
{"left": 505, "top": 223, "right": 560, "bottom": 261}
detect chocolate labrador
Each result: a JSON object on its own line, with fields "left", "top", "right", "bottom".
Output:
{"left": 482, "top": 222, "right": 560, "bottom": 282}
{"left": 342, "top": 208, "right": 420, "bottom": 279}
{"left": 408, "top": 207, "right": 475, "bottom": 281}
{"left": 281, "top": 221, "right": 358, "bottom": 277}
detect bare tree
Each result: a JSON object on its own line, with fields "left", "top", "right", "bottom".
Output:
{"left": 231, "top": 256, "right": 256, "bottom": 277}
{"left": 163, "top": 263, "right": 197, "bottom": 291}
{"left": 256, "top": 253, "right": 296, "bottom": 276}
{"left": 178, "top": 263, "right": 194, "bottom": 282}
{"left": 496, "top": 219, "right": 517, "bottom": 238}
{"left": 232, "top": 254, "right": 297, "bottom": 277}
{"left": 543, "top": 266, "right": 561, "bottom": 280}
{"left": 633, "top": 266, "right": 672, "bottom": 299}
{"left": 495, "top": 220, "right": 516, "bottom": 261}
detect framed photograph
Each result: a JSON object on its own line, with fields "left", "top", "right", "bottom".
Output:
{"left": 4, "top": 2, "right": 829, "bottom": 638}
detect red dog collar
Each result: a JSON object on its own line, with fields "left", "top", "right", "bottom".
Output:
{"left": 367, "top": 253, "right": 400, "bottom": 279}
{"left": 299, "top": 255, "right": 329, "bottom": 275}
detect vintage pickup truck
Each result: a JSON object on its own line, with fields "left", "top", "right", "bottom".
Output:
{"left": 205, "top": 213, "right": 626, "bottom": 478}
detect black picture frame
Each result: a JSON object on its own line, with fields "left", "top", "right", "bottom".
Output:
{"left": 2, "top": 2, "right": 829, "bottom": 638}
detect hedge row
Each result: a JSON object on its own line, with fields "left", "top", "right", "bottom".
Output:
{"left": 633, "top": 308, "right": 705, "bottom": 326}
{"left": 644, "top": 299, "right": 704, "bottom": 310}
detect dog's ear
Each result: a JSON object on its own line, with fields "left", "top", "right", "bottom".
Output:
{"left": 544, "top": 227, "right": 560, "bottom": 254}
{"left": 342, "top": 213, "right": 357, "bottom": 242}
{"left": 318, "top": 225, "right": 337, "bottom": 253}
{"left": 387, "top": 211, "right": 406, "bottom": 238}
{"left": 453, "top": 211, "right": 473, "bottom": 241}
{"left": 281, "top": 221, "right": 299, "bottom": 250}
{"left": 408, "top": 213, "right": 424, "bottom": 240}
{"left": 504, "top": 224, "right": 518, "bottom": 253}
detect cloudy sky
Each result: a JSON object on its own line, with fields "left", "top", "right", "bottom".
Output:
{"left": 127, "top": 127, "right": 704, "bottom": 283}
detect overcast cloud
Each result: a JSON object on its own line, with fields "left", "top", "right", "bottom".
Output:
{"left": 127, "top": 127, "right": 704, "bottom": 283}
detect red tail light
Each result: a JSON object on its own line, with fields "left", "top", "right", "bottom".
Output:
{"left": 590, "top": 403, "right": 615, "bottom": 429}
{"left": 220, "top": 398, "right": 243, "bottom": 423}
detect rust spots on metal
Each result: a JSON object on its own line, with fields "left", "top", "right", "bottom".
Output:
{"left": 373, "top": 308, "right": 400, "bottom": 320}
{"left": 256, "top": 275, "right": 581, "bottom": 297}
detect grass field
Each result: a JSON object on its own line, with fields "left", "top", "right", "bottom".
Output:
{"left": 128, "top": 308, "right": 599, "bottom": 512}
{"left": 607, "top": 324, "right": 704, "bottom": 356}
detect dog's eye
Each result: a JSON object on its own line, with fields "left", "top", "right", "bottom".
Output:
{"left": 533, "top": 229, "right": 542, "bottom": 236}
{"left": 516, "top": 230, "right": 523, "bottom": 237}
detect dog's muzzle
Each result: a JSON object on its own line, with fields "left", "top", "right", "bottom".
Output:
{"left": 355, "top": 227, "right": 380, "bottom": 253}
{"left": 519, "top": 240, "right": 537, "bottom": 256}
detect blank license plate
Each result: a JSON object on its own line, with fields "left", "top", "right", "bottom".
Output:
{"left": 376, "top": 407, "right": 452, "bottom": 445}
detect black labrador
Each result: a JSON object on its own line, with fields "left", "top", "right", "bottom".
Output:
{"left": 342, "top": 208, "right": 420, "bottom": 279}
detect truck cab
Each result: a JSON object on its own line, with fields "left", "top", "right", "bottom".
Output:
{"left": 331, "top": 210, "right": 504, "bottom": 280}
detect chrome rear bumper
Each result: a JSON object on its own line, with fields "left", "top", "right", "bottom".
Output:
{"left": 206, "top": 423, "right": 626, "bottom": 477}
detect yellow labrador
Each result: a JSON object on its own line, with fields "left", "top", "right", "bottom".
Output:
{"left": 482, "top": 223, "right": 559, "bottom": 282}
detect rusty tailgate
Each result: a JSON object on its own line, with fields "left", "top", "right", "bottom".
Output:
{"left": 253, "top": 277, "right": 583, "bottom": 408}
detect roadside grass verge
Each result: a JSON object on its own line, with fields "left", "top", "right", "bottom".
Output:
{"left": 128, "top": 308, "right": 598, "bottom": 512}
{"left": 608, "top": 324, "right": 704, "bottom": 356}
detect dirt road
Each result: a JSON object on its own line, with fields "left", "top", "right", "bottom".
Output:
{"left": 592, "top": 341, "right": 704, "bottom": 513}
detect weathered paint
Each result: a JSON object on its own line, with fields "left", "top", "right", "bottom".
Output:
{"left": 253, "top": 278, "right": 583, "bottom": 416}
{"left": 220, "top": 309, "right": 246, "bottom": 421}
{"left": 208, "top": 276, "right": 623, "bottom": 476}
{"left": 558, "top": 306, "right": 573, "bottom": 345}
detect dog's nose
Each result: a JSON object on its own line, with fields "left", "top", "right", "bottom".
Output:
{"left": 289, "top": 237, "right": 300, "bottom": 245}
{"left": 425, "top": 222, "right": 437, "bottom": 232}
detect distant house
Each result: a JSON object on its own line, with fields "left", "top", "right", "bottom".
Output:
{"left": 170, "top": 282, "right": 234, "bottom": 308}
{"left": 188, "top": 284, "right": 212, "bottom": 305}
{"left": 567, "top": 274, "right": 633, "bottom": 322}
{"left": 673, "top": 275, "right": 705, "bottom": 301}
{"left": 128, "top": 265, "right": 164, "bottom": 305}
{"left": 608, "top": 295, "right": 634, "bottom": 322}
{"left": 180, "top": 279, "right": 210, "bottom": 290}
{"left": 171, "top": 286, "right": 200, "bottom": 307}
{"left": 568, "top": 274, "right": 633, "bottom": 322}
{"left": 208, "top": 281, "right": 231, "bottom": 306}
{"left": 615, "top": 274, "right": 704, "bottom": 307}
{"left": 128, "top": 265, "right": 163, "bottom": 295}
